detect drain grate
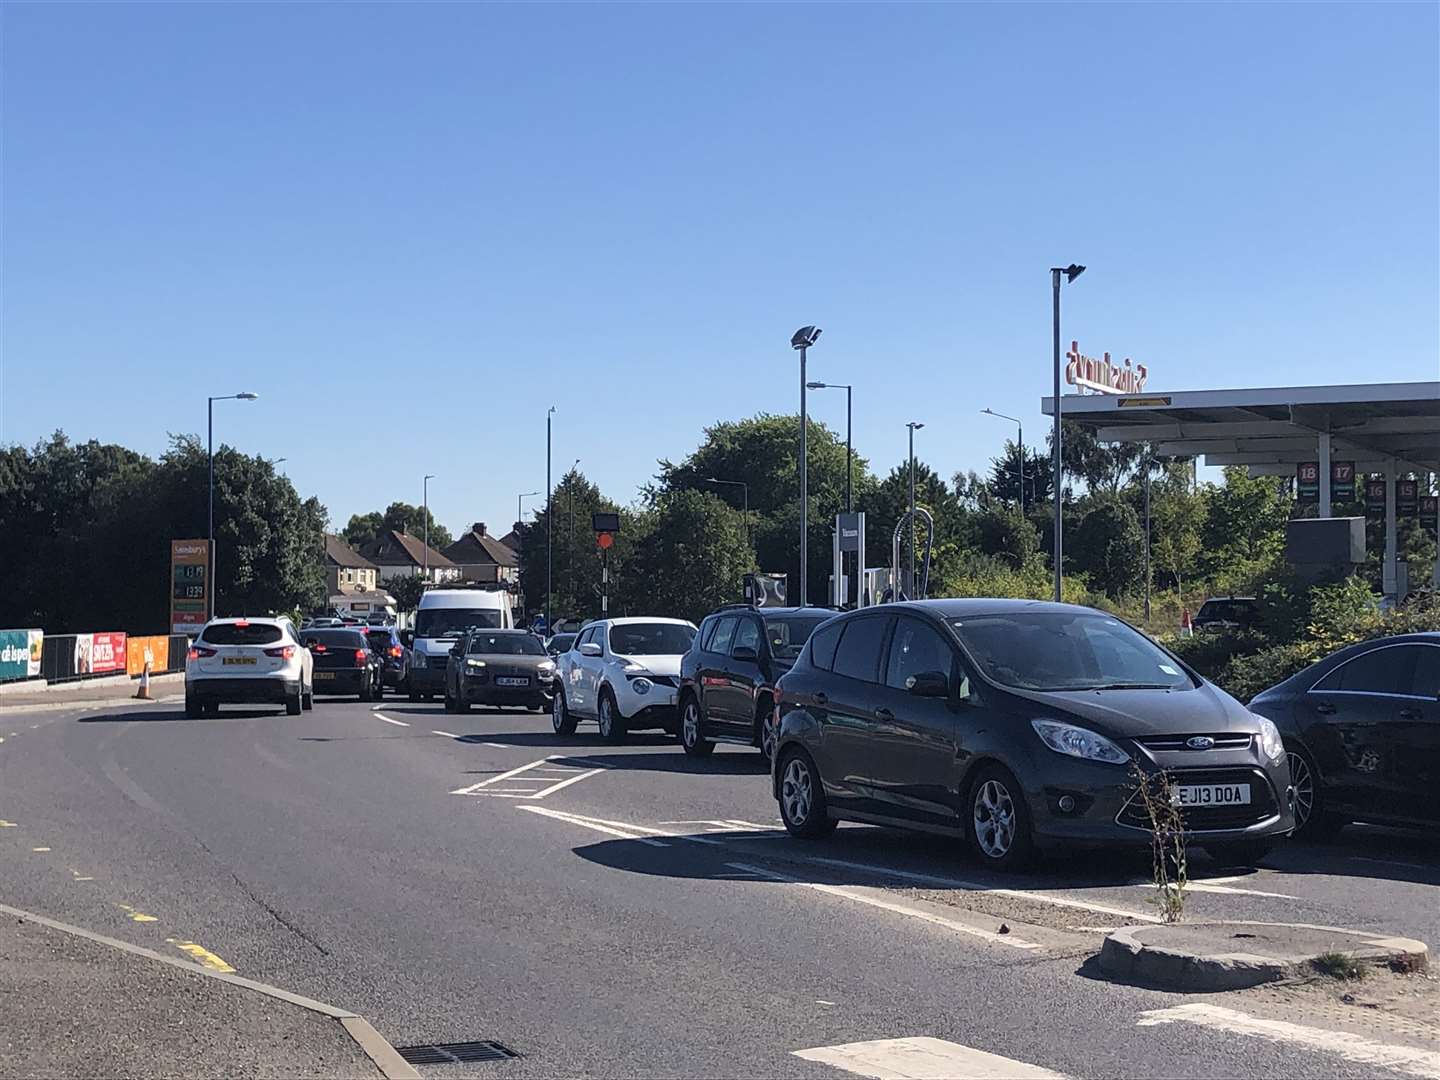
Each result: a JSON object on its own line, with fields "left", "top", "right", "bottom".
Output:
{"left": 395, "top": 1041, "right": 519, "bottom": 1066}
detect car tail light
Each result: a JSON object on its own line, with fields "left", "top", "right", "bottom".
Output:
{"left": 355, "top": 649, "right": 368, "bottom": 666}
{"left": 390, "top": 646, "right": 402, "bottom": 659}
{"left": 311, "top": 643, "right": 327, "bottom": 653}
{"left": 187, "top": 646, "right": 217, "bottom": 661}
{"left": 235, "top": 620, "right": 249, "bottom": 628}
{"left": 264, "top": 646, "right": 296, "bottom": 660}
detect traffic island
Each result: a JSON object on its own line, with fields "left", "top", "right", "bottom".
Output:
{"left": 1099, "top": 921, "right": 1429, "bottom": 992}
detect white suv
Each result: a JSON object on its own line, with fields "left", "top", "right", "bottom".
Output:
{"left": 551, "top": 617, "right": 697, "bottom": 743}
{"left": 185, "top": 617, "right": 314, "bottom": 718}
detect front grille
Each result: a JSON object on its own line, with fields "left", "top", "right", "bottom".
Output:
{"left": 1117, "top": 767, "right": 1277, "bottom": 831}
{"left": 396, "top": 1041, "right": 519, "bottom": 1066}
{"left": 1135, "top": 733, "right": 1252, "bottom": 752}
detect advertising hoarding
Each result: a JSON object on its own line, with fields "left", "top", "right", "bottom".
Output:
{"left": 75, "top": 632, "right": 126, "bottom": 675}
{"left": 125, "top": 636, "right": 171, "bottom": 677}
{"left": 0, "top": 629, "right": 38, "bottom": 682}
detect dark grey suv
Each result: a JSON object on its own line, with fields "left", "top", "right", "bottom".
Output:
{"left": 771, "top": 599, "right": 1296, "bottom": 869}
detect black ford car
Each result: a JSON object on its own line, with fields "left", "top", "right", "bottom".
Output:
{"left": 772, "top": 599, "right": 1296, "bottom": 869}
{"left": 304, "top": 628, "right": 384, "bottom": 701}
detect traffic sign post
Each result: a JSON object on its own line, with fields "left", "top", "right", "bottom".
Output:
{"left": 593, "top": 513, "right": 619, "bottom": 618}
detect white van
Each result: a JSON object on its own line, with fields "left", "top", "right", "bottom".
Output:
{"left": 406, "top": 588, "right": 514, "bottom": 700}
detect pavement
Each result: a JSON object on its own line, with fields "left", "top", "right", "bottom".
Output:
{"left": 0, "top": 673, "right": 183, "bottom": 709}
{"left": 1, "top": 693, "right": 1438, "bottom": 1079}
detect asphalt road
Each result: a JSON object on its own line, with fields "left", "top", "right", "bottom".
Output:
{"left": 1, "top": 694, "right": 1437, "bottom": 1079}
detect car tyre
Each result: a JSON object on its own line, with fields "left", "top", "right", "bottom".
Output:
{"left": 185, "top": 693, "right": 202, "bottom": 719}
{"left": 1286, "top": 742, "right": 1346, "bottom": 840}
{"left": 552, "top": 690, "right": 578, "bottom": 736}
{"left": 1203, "top": 840, "right": 1275, "bottom": 867}
{"left": 966, "top": 763, "right": 1035, "bottom": 871}
{"left": 302, "top": 683, "right": 314, "bottom": 711}
{"left": 443, "top": 681, "right": 458, "bottom": 714}
{"left": 408, "top": 688, "right": 422, "bottom": 703}
{"left": 777, "top": 749, "right": 836, "bottom": 839}
{"left": 597, "top": 689, "right": 626, "bottom": 744}
{"left": 285, "top": 687, "right": 302, "bottom": 716}
{"left": 679, "top": 697, "right": 714, "bottom": 757}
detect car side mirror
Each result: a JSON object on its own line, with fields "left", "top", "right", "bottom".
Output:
{"left": 731, "top": 645, "right": 758, "bottom": 662}
{"left": 400, "top": 630, "right": 414, "bottom": 648}
{"left": 579, "top": 642, "right": 603, "bottom": 657}
{"left": 906, "top": 670, "right": 950, "bottom": 698}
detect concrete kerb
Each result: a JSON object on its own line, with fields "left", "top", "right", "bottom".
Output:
{"left": 0, "top": 672, "right": 183, "bottom": 703}
{"left": 1100, "top": 920, "right": 1430, "bottom": 992}
{"left": 0, "top": 901, "right": 419, "bottom": 1080}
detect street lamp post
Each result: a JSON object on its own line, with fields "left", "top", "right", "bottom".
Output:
{"left": 1050, "top": 263, "right": 1085, "bottom": 602}
{"left": 207, "top": 391, "right": 258, "bottom": 620}
{"left": 807, "top": 382, "right": 853, "bottom": 512}
{"left": 423, "top": 475, "right": 435, "bottom": 580}
{"left": 518, "top": 491, "right": 540, "bottom": 528}
{"left": 907, "top": 421, "right": 925, "bottom": 600}
{"left": 704, "top": 477, "right": 750, "bottom": 544}
{"left": 791, "top": 327, "right": 822, "bottom": 607}
{"left": 546, "top": 406, "right": 555, "bottom": 631}
{"left": 981, "top": 408, "right": 1024, "bottom": 512}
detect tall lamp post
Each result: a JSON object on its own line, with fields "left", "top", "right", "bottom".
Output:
{"left": 981, "top": 408, "right": 1025, "bottom": 512}
{"left": 422, "top": 474, "right": 436, "bottom": 580}
{"left": 208, "top": 391, "right": 258, "bottom": 619}
{"left": 545, "top": 406, "right": 555, "bottom": 631}
{"left": 704, "top": 477, "right": 750, "bottom": 544}
{"left": 807, "top": 381, "right": 853, "bottom": 512}
{"left": 1050, "top": 263, "right": 1085, "bottom": 602}
{"left": 907, "top": 421, "right": 925, "bottom": 599}
{"left": 791, "top": 326, "right": 822, "bottom": 607}
{"left": 518, "top": 491, "right": 540, "bottom": 527}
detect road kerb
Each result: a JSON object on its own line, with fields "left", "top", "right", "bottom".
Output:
{"left": 0, "top": 901, "right": 419, "bottom": 1079}
{"left": 1100, "top": 920, "right": 1430, "bottom": 992}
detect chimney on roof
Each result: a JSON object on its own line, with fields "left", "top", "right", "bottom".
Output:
{"left": 473, "top": 522, "right": 487, "bottom": 536}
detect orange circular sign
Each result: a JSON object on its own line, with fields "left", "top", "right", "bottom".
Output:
{"left": 597, "top": 532, "right": 614, "bottom": 550}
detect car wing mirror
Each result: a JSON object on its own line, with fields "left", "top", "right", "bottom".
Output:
{"left": 399, "top": 630, "right": 414, "bottom": 648}
{"left": 906, "top": 670, "right": 950, "bottom": 698}
{"left": 731, "top": 645, "right": 759, "bottom": 662}
{"left": 579, "top": 642, "right": 603, "bottom": 657}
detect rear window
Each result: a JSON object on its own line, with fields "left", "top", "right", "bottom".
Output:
{"left": 306, "top": 630, "right": 367, "bottom": 649}
{"left": 365, "top": 631, "right": 395, "bottom": 650}
{"left": 468, "top": 634, "right": 545, "bottom": 656}
{"left": 764, "top": 615, "right": 829, "bottom": 659}
{"left": 202, "top": 623, "right": 283, "bottom": 646}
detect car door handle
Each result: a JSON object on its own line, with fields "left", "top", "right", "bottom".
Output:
{"left": 813, "top": 692, "right": 828, "bottom": 706}
{"left": 875, "top": 707, "right": 895, "bottom": 722}
{"left": 1314, "top": 701, "right": 1336, "bottom": 715}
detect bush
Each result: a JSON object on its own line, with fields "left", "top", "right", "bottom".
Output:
{"left": 1216, "top": 643, "right": 1318, "bottom": 702}
{"left": 1162, "top": 628, "right": 1270, "bottom": 679}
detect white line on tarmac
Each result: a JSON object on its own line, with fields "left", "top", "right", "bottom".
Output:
{"left": 373, "top": 714, "right": 409, "bottom": 727}
{"left": 793, "top": 1036, "right": 1066, "bottom": 1079}
{"left": 451, "top": 758, "right": 556, "bottom": 795}
{"left": 431, "top": 730, "right": 458, "bottom": 739}
{"left": 1170, "top": 881, "right": 1299, "bottom": 899}
{"left": 518, "top": 805, "right": 670, "bottom": 846}
{"left": 729, "top": 862, "right": 1043, "bottom": 950}
{"left": 1137, "top": 1003, "right": 1440, "bottom": 1080}
{"left": 526, "top": 768, "right": 606, "bottom": 799}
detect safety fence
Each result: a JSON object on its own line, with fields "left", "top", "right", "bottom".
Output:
{"left": 2, "top": 630, "right": 189, "bottom": 685}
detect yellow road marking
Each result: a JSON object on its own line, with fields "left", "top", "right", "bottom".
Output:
{"left": 31, "top": 846, "right": 50, "bottom": 852}
{"left": 166, "top": 938, "right": 235, "bottom": 973}
{"left": 70, "top": 871, "right": 95, "bottom": 881}
{"left": 116, "top": 905, "right": 159, "bottom": 922}
{"left": 0, "top": 820, "right": 17, "bottom": 828}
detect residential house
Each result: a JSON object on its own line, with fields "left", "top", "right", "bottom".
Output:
{"left": 324, "top": 534, "right": 380, "bottom": 595}
{"left": 359, "top": 528, "right": 461, "bottom": 585}
{"left": 442, "top": 523, "right": 520, "bottom": 586}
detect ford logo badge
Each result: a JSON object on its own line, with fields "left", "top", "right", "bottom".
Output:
{"left": 1186, "top": 735, "right": 1215, "bottom": 750}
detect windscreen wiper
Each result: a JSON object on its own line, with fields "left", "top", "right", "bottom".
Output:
{"left": 1089, "top": 682, "right": 1174, "bottom": 690}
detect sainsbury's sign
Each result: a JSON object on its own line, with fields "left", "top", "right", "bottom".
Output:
{"left": 1065, "top": 341, "right": 1148, "bottom": 395}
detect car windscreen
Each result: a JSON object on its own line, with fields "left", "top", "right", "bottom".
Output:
{"left": 763, "top": 615, "right": 830, "bottom": 659}
{"left": 201, "top": 623, "right": 283, "bottom": 646}
{"left": 414, "top": 608, "right": 502, "bottom": 638}
{"left": 468, "top": 634, "right": 545, "bottom": 656}
{"left": 549, "top": 634, "right": 576, "bottom": 652}
{"left": 306, "top": 630, "right": 367, "bottom": 649}
{"left": 950, "top": 612, "right": 1193, "bottom": 692}
{"left": 609, "top": 623, "right": 695, "bottom": 656}
{"left": 365, "top": 631, "right": 396, "bottom": 650}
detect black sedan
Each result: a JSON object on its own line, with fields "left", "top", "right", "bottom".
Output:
{"left": 365, "top": 626, "right": 411, "bottom": 692}
{"left": 1248, "top": 632, "right": 1439, "bottom": 837}
{"left": 445, "top": 628, "right": 557, "bottom": 713}
{"left": 303, "top": 629, "right": 384, "bottom": 701}
{"left": 772, "top": 599, "right": 1296, "bottom": 870}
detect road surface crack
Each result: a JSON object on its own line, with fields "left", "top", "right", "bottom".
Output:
{"left": 226, "top": 869, "right": 331, "bottom": 956}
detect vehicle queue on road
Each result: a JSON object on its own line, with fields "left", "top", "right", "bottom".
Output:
{"left": 189, "top": 596, "right": 1440, "bottom": 875}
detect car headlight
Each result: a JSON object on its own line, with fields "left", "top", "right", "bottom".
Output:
{"left": 537, "top": 661, "right": 555, "bottom": 674}
{"left": 412, "top": 653, "right": 426, "bottom": 669}
{"left": 1031, "top": 719, "right": 1130, "bottom": 765}
{"left": 630, "top": 677, "right": 653, "bottom": 695}
{"left": 1252, "top": 713, "right": 1284, "bottom": 764}
{"left": 620, "top": 661, "right": 647, "bottom": 675}
{"left": 465, "top": 657, "right": 486, "bottom": 669}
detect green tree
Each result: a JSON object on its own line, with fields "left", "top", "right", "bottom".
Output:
{"left": 386, "top": 574, "right": 427, "bottom": 614}
{"left": 1071, "top": 497, "right": 1146, "bottom": 598}
{"left": 1199, "top": 468, "right": 1291, "bottom": 585}
{"left": 518, "top": 471, "right": 634, "bottom": 623}
{"left": 616, "top": 490, "right": 755, "bottom": 622}
{"left": 857, "top": 461, "right": 971, "bottom": 588}
{"left": 987, "top": 440, "right": 1053, "bottom": 510}
{"left": 1148, "top": 464, "right": 1205, "bottom": 596}
{"left": 1050, "top": 420, "right": 1144, "bottom": 497}
{"left": 381, "top": 501, "right": 452, "bottom": 550}
{"left": 975, "top": 502, "right": 1039, "bottom": 569}
{"left": 342, "top": 511, "right": 385, "bottom": 548}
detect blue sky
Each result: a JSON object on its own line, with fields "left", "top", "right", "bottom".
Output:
{"left": 4, "top": 2, "right": 1436, "bottom": 539}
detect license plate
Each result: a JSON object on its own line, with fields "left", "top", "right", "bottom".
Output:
{"left": 222, "top": 656, "right": 257, "bottom": 666}
{"left": 313, "top": 671, "right": 336, "bottom": 681}
{"left": 496, "top": 676, "right": 530, "bottom": 687}
{"left": 1173, "top": 783, "right": 1251, "bottom": 807}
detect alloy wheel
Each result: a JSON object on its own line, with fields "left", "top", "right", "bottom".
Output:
{"left": 552, "top": 693, "right": 566, "bottom": 733}
{"left": 781, "top": 758, "right": 812, "bottom": 826}
{"left": 1288, "top": 750, "right": 1315, "bottom": 829}
{"left": 973, "top": 779, "right": 1016, "bottom": 859}
{"left": 760, "top": 713, "right": 777, "bottom": 762}
{"left": 683, "top": 702, "right": 700, "bottom": 747}
{"left": 599, "top": 696, "right": 613, "bottom": 738}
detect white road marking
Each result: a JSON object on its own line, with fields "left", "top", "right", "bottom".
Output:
{"left": 1173, "top": 881, "right": 1299, "bottom": 899}
{"left": 373, "top": 713, "right": 409, "bottom": 727}
{"left": 519, "top": 805, "right": 670, "bottom": 846}
{"left": 482, "top": 742, "right": 508, "bottom": 748}
{"left": 451, "top": 758, "right": 558, "bottom": 795}
{"left": 527, "top": 768, "right": 606, "bottom": 799}
{"left": 793, "top": 1036, "right": 1066, "bottom": 1079}
{"left": 798, "top": 854, "right": 1163, "bottom": 924}
{"left": 450, "top": 756, "right": 607, "bottom": 799}
{"left": 431, "top": 730, "right": 458, "bottom": 739}
{"left": 729, "top": 863, "right": 1042, "bottom": 951}
{"left": 1137, "top": 1003, "right": 1440, "bottom": 1080}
